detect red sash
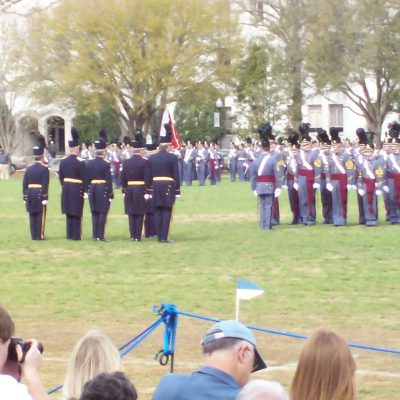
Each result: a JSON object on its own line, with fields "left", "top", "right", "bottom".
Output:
{"left": 257, "top": 175, "right": 275, "bottom": 183}
{"left": 299, "top": 169, "right": 315, "bottom": 216}
{"left": 363, "top": 178, "right": 376, "bottom": 214}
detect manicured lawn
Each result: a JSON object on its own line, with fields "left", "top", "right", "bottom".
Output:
{"left": 0, "top": 173, "right": 398, "bottom": 399}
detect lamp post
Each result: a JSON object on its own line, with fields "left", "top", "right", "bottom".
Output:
{"left": 214, "top": 98, "right": 224, "bottom": 145}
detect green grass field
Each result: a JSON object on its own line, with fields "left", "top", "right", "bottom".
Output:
{"left": 0, "top": 173, "right": 399, "bottom": 399}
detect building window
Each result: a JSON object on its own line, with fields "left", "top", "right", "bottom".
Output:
{"left": 308, "top": 105, "right": 322, "bottom": 128}
{"left": 252, "top": 0, "right": 264, "bottom": 22}
{"left": 329, "top": 104, "right": 343, "bottom": 128}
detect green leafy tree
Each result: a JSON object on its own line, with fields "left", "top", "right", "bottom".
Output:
{"left": 234, "top": 0, "right": 310, "bottom": 129}
{"left": 174, "top": 85, "right": 225, "bottom": 144}
{"left": 26, "top": 0, "right": 240, "bottom": 136}
{"left": 305, "top": 0, "right": 400, "bottom": 141}
{"left": 73, "top": 102, "right": 122, "bottom": 145}
{"left": 236, "top": 41, "right": 287, "bottom": 132}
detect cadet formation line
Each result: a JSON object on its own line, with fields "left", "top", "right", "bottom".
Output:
{"left": 22, "top": 122, "right": 400, "bottom": 240}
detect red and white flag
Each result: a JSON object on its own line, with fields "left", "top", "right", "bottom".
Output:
{"left": 160, "top": 103, "right": 182, "bottom": 149}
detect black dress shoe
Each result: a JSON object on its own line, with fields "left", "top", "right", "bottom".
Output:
{"left": 161, "top": 239, "right": 174, "bottom": 244}
{"left": 97, "top": 238, "right": 110, "bottom": 242}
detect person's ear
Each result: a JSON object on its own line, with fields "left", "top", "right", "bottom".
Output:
{"left": 236, "top": 344, "right": 248, "bottom": 364}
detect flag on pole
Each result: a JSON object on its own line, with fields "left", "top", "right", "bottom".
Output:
{"left": 168, "top": 111, "right": 182, "bottom": 149}
{"left": 159, "top": 102, "right": 182, "bottom": 149}
{"left": 236, "top": 279, "right": 264, "bottom": 300}
{"left": 235, "top": 279, "right": 264, "bottom": 321}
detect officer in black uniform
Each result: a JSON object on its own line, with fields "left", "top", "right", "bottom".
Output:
{"left": 22, "top": 146, "right": 50, "bottom": 240}
{"left": 144, "top": 143, "right": 158, "bottom": 238}
{"left": 120, "top": 133, "right": 152, "bottom": 241}
{"left": 59, "top": 127, "right": 87, "bottom": 240}
{"left": 86, "top": 137, "right": 114, "bottom": 241}
{"left": 148, "top": 124, "right": 181, "bottom": 243}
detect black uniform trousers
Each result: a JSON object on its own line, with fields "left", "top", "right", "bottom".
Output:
{"left": 155, "top": 207, "right": 172, "bottom": 241}
{"left": 144, "top": 212, "right": 156, "bottom": 238}
{"left": 29, "top": 206, "right": 46, "bottom": 240}
{"left": 66, "top": 214, "right": 82, "bottom": 240}
{"left": 91, "top": 212, "right": 107, "bottom": 240}
{"left": 129, "top": 214, "right": 145, "bottom": 240}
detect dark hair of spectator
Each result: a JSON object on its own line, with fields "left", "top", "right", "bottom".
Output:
{"left": 0, "top": 305, "right": 15, "bottom": 342}
{"left": 79, "top": 372, "right": 137, "bottom": 400}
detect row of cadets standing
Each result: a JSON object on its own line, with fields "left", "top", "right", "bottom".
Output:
{"left": 22, "top": 145, "right": 50, "bottom": 240}
{"left": 181, "top": 141, "right": 222, "bottom": 187}
{"left": 120, "top": 132, "right": 152, "bottom": 242}
{"left": 148, "top": 124, "right": 181, "bottom": 243}
{"left": 58, "top": 128, "right": 87, "bottom": 240}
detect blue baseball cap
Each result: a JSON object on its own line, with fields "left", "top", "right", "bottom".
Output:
{"left": 201, "top": 320, "right": 267, "bottom": 372}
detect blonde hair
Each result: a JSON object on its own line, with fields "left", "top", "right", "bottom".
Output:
{"left": 63, "top": 330, "right": 121, "bottom": 400}
{"left": 290, "top": 330, "right": 356, "bottom": 400}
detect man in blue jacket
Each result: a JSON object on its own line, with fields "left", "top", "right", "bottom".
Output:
{"left": 152, "top": 320, "right": 267, "bottom": 400}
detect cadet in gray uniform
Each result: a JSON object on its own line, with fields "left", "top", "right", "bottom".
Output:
{"left": 250, "top": 133, "right": 281, "bottom": 230}
{"left": 228, "top": 143, "right": 238, "bottom": 182}
{"left": 324, "top": 141, "right": 351, "bottom": 226}
{"left": 354, "top": 145, "right": 384, "bottom": 227}
{"left": 296, "top": 137, "right": 320, "bottom": 226}
{"left": 384, "top": 139, "right": 400, "bottom": 224}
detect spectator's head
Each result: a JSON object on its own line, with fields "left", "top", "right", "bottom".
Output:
{"left": 237, "top": 379, "right": 289, "bottom": 400}
{"left": 290, "top": 330, "right": 356, "bottom": 400}
{"left": 0, "top": 306, "right": 15, "bottom": 369}
{"left": 79, "top": 372, "right": 137, "bottom": 400}
{"left": 63, "top": 330, "right": 121, "bottom": 400}
{"left": 201, "top": 320, "right": 267, "bottom": 388}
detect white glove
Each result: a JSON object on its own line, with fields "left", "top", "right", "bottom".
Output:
{"left": 352, "top": 185, "right": 357, "bottom": 191}
{"left": 376, "top": 190, "right": 382, "bottom": 196}
{"left": 109, "top": 198, "right": 112, "bottom": 202}
{"left": 293, "top": 182, "right": 299, "bottom": 191}
{"left": 41, "top": 200, "right": 48, "bottom": 205}
{"left": 83, "top": 192, "right": 88, "bottom": 199}
{"left": 313, "top": 183, "right": 320, "bottom": 189}
{"left": 144, "top": 194, "right": 150, "bottom": 200}
{"left": 281, "top": 184, "right": 288, "bottom": 190}
{"left": 326, "top": 183, "right": 333, "bottom": 192}
{"left": 253, "top": 190, "right": 257, "bottom": 197}
{"left": 358, "top": 189, "right": 365, "bottom": 196}
{"left": 123, "top": 193, "right": 125, "bottom": 198}
{"left": 175, "top": 195, "right": 181, "bottom": 199}
{"left": 347, "top": 184, "right": 352, "bottom": 190}
{"left": 274, "top": 188, "right": 281, "bottom": 198}
{"left": 383, "top": 185, "right": 389, "bottom": 193}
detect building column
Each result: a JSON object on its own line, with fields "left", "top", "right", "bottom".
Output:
{"left": 64, "top": 118, "right": 72, "bottom": 155}
{"left": 38, "top": 118, "right": 47, "bottom": 140}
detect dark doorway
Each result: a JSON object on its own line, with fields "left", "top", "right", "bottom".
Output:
{"left": 47, "top": 116, "right": 65, "bottom": 154}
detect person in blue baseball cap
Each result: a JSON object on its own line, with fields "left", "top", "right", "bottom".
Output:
{"left": 152, "top": 320, "right": 267, "bottom": 400}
